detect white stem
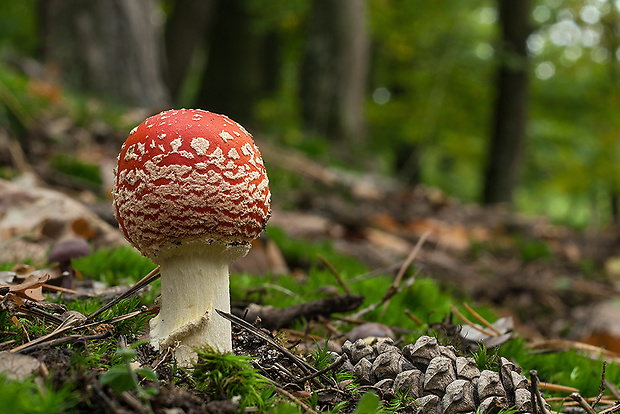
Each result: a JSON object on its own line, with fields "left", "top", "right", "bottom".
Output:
{"left": 148, "top": 242, "right": 249, "bottom": 365}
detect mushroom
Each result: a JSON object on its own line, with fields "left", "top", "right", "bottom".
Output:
{"left": 48, "top": 238, "right": 91, "bottom": 289}
{"left": 112, "top": 109, "right": 271, "bottom": 364}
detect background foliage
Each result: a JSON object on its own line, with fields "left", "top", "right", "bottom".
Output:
{"left": 0, "top": 0, "right": 619, "bottom": 227}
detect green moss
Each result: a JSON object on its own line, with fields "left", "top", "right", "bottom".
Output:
{"left": 49, "top": 154, "right": 102, "bottom": 188}
{"left": 192, "top": 348, "right": 275, "bottom": 412}
{"left": 73, "top": 246, "right": 156, "bottom": 286}
{"left": 0, "top": 374, "right": 79, "bottom": 414}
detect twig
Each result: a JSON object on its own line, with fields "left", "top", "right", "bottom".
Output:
{"left": 380, "top": 231, "right": 430, "bottom": 315}
{"left": 527, "top": 339, "right": 620, "bottom": 363}
{"left": 404, "top": 309, "right": 422, "bottom": 325}
{"left": 16, "top": 304, "right": 64, "bottom": 326}
{"left": 532, "top": 380, "right": 579, "bottom": 394}
{"left": 266, "top": 378, "right": 319, "bottom": 414}
{"left": 462, "top": 302, "right": 503, "bottom": 336}
{"left": 393, "top": 230, "right": 430, "bottom": 289}
{"left": 296, "top": 354, "right": 347, "bottom": 383}
{"left": 81, "top": 308, "right": 149, "bottom": 330}
{"left": 530, "top": 369, "right": 538, "bottom": 414}
{"left": 605, "top": 379, "right": 620, "bottom": 399}
{"left": 570, "top": 392, "right": 598, "bottom": 414}
{"left": 15, "top": 330, "right": 113, "bottom": 354}
{"left": 42, "top": 284, "right": 78, "bottom": 294}
{"left": 317, "top": 254, "right": 351, "bottom": 295}
{"left": 349, "top": 268, "right": 419, "bottom": 320}
{"left": 88, "top": 266, "right": 160, "bottom": 320}
{"left": 348, "top": 262, "right": 403, "bottom": 284}
{"left": 548, "top": 397, "right": 617, "bottom": 405}
{"left": 11, "top": 308, "right": 147, "bottom": 354}
{"left": 215, "top": 308, "right": 335, "bottom": 387}
{"left": 450, "top": 304, "right": 496, "bottom": 337}
{"left": 592, "top": 361, "right": 607, "bottom": 409}
{"left": 530, "top": 370, "right": 551, "bottom": 414}
{"left": 598, "top": 401, "right": 620, "bottom": 414}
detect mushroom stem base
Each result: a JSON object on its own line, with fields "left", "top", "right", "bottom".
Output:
{"left": 148, "top": 242, "right": 249, "bottom": 365}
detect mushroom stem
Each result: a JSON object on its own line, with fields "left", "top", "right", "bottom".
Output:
{"left": 149, "top": 242, "right": 249, "bottom": 364}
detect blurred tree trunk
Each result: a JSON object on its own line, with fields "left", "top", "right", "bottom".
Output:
{"left": 194, "top": 0, "right": 266, "bottom": 127}
{"left": 482, "top": 0, "right": 531, "bottom": 205}
{"left": 164, "top": 0, "right": 215, "bottom": 104}
{"left": 300, "top": 0, "right": 369, "bottom": 150}
{"left": 601, "top": 7, "right": 620, "bottom": 225}
{"left": 41, "top": 0, "right": 169, "bottom": 109}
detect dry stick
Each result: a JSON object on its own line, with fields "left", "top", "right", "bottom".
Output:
{"left": 598, "top": 402, "right": 620, "bottom": 414}
{"left": 88, "top": 266, "right": 160, "bottom": 320}
{"left": 265, "top": 378, "right": 319, "bottom": 414}
{"left": 404, "top": 309, "right": 423, "bottom": 325}
{"left": 605, "top": 379, "right": 620, "bottom": 399}
{"left": 527, "top": 339, "right": 620, "bottom": 363}
{"left": 42, "top": 284, "right": 78, "bottom": 295}
{"left": 570, "top": 393, "right": 598, "bottom": 414}
{"left": 11, "top": 316, "right": 30, "bottom": 343}
{"left": 14, "top": 330, "right": 113, "bottom": 354}
{"left": 316, "top": 254, "right": 351, "bottom": 295}
{"left": 592, "top": 361, "right": 607, "bottom": 409}
{"left": 11, "top": 308, "right": 147, "bottom": 354}
{"left": 450, "top": 304, "right": 496, "bottom": 337}
{"left": 547, "top": 397, "right": 617, "bottom": 405}
{"left": 215, "top": 308, "right": 336, "bottom": 387}
{"left": 12, "top": 304, "right": 64, "bottom": 326}
{"left": 530, "top": 370, "right": 552, "bottom": 414}
{"left": 349, "top": 269, "right": 419, "bottom": 320}
{"left": 296, "top": 354, "right": 348, "bottom": 383}
{"left": 533, "top": 381, "right": 579, "bottom": 394}
{"left": 462, "top": 302, "right": 503, "bottom": 336}
{"left": 380, "top": 230, "right": 431, "bottom": 316}
{"left": 81, "top": 308, "right": 149, "bottom": 330}
{"left": 530, "top": 369, "right": 539, "bottom": 414}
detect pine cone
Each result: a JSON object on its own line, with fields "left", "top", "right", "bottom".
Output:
{"left": 341, "top": 335, "right": 550, "bottom": 413}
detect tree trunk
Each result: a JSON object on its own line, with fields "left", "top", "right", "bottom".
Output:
{"left": 481, "top": 0, "right": 530, "bottom": 205}
{"left": 164, "top": 0, "right": 215, "bottom": 104}
{"left": 193, "top": 0, "right": 264, "bottom": 127}
{"left": 41, "top": 0, "right": 169, "bottom": 109}
{"left": 300, "top": 0, "right": 369, "bottom": 150}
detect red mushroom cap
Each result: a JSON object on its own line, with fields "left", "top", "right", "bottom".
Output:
{"left": 112, "top": 109, "right": 271, "bottom": 260}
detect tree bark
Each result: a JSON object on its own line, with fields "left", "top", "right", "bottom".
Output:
{"left": 193, "top": 0, "right": 264, "bottom": 127}
{"left": 300, "top": 0, "right": 369, "bottom": 150}
{"left": 482, "top": 0, "right": 531, "bottom": 205}
{"left": 164, "top": 0, "right": 215, "bottom": 104}
{"left": 41, "top": 0, "right": 169, "bottom": 109}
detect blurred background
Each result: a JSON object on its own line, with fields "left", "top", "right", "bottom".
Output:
{"left": 0, "top": 0, "right": 618, "bottom": 228}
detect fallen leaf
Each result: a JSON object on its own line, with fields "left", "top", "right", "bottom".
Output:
{"left": 0, "top": 272, "right": 51, "bottom": 301}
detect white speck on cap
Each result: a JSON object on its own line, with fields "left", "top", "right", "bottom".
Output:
{"left": 219, "top": 131, "right": 234, "bottom": 142}
{"left": 191, "top": 137, "right": 210, "bottom": 156}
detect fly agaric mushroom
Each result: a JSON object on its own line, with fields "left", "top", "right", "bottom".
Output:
{"left": 112, "top": 109, "right": 270, "bottom": 364}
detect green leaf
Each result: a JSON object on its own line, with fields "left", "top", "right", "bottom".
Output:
{"left": 134, "top": 368, "right": 158, "bottom": 381}
{"left": 99, "top": 369, "right": 135, "bottom": 393}
{"left": 352, "top": 392, "right": 381, "bottom": 414}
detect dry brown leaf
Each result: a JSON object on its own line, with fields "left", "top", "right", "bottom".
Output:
{"left": 405, "top": 218, "right": 470, "bottom": 251}
{"left": 2, "top": 272, "right": 51, "bottom": 301}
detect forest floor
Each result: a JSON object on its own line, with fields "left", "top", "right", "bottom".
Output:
{"left": 2, "top": 113, "right": 620, "bottom": 412}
